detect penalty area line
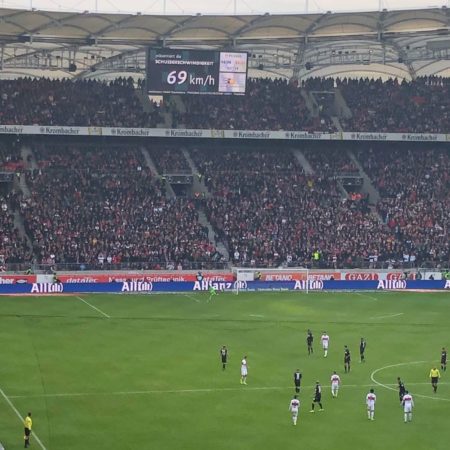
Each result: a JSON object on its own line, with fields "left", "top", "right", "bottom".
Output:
{"left": 75, "top": 296, "right": 110, "bottom": 318}
{"left": 0, "top": 386, "right": 48, "bottom": 450}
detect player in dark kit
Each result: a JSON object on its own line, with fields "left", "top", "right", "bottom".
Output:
{"left": 441, "top": 347, "right": 447, "bottom": 371}
{"left": 220, "top": 345, "right": 228, "bottom": 370}
{"left": 360, "top": 338, "right": 366, "bottom": 363}
{"left": 397, "top": 377, "right": 406, "bottom": 403}
{"left": 307, "top": 329, "right": 314, "bottom": 355}
{"left": 294, "top": 369, "right": 302, "bottom": 393}
{"left": 310, "top": 381, "right": 324, "bottom": 412}
{"left": 344, "top": 346, "right": 351, "bottom": 373}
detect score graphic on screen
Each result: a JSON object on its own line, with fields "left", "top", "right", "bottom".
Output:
{"left": 147, "top": 49, "right": 247, "bottom": 95}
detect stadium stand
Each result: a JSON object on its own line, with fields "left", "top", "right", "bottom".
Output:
{"left": 1, "top": 76, "right": 450, "bottom": 133}
{"left": 0, "top": 143, "right": 31, "bottom": 265}
{"left": 355, "top": 146, "right": 450, "bottom": 266}
{"left": 147, "top": 146, "right": 192, "bottom": 174}
{"left": 19, "top": 145, "right": 218, "bottom": 269}
{"left": 0, "top": 78, "right": 163, "bottom": 127}
{"left": 339, "top": 77, "right": 450, "bottom": 133}
{"left": 146, "top": 78, "right": 333, "bottom": 131}
{"left": 189, "top": 146, "right": 398, "bottom": 268}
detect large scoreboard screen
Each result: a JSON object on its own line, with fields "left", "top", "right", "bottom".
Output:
{"left": 147, "top": 49, "right": 247, "bottom": 95}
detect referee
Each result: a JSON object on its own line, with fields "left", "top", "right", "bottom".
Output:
{"left": 429, "top": 367, "right": 441, "bottom": 393}
{"left": 24, "top": 412, "right": 32, "bottom": 448}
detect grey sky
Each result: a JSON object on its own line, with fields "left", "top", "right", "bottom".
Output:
{"left": 1, "top": 0, "right": 448, "bottom": 14}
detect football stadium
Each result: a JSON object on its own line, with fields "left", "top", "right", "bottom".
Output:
{"left": 0, "top": 2, "right": 449, "bottom": 449}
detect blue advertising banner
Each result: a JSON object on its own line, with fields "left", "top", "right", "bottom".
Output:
{"left": 0, "top": 279, "right": 448, "bottom": 295}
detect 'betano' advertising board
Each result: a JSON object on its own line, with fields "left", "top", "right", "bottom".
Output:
{"left": 0, "top": 279, "right": 448, "bottom": 294}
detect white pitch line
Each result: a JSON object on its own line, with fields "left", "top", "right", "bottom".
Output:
{"left": 184, "top": 294, "right": 200, "bottom": 303}
{"left": 9, "top": 381, "right": 450, "bottom": 400}
{"left": 76, "top": 296, "right": 110, "bottom": 318}
{"left": 0, "top": 386, "right": 48, "bottom": 450}
{"left": 249, "top": 314, "right": 265, "bottom": 318}
{"left": 370, "top": 312, "right": 404, "bottom": 320}
{"left": 370, "top": 361, "right": 450, "bottom": 402}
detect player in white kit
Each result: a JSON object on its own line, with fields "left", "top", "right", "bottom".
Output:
{"left": 240, "top": 356, "right": 248, "bottom": 385}
{"left": 330, "top": 371, "right": 341, "bottom": 398}
{"left": 321, "top": 332, "right": 330, "bottom": 357}
{"left": 402, "top": 391, "right": 414, "bottom": 423}
{"left": 289, "top": 395, "right": 300, "bottom": 425}
{"left": 366, "top": 389, "right": 376, "bottom": 420}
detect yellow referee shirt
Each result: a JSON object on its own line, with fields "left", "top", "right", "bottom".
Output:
{"left": 429, "top": 368, "right": 441, "bottom": 378}
{"left": 24, "top": 416, "right": 32, "bottom": 430}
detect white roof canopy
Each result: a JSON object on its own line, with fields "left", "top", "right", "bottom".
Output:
{"left": 0, "top": 6, "right": 449, "bottom": 79}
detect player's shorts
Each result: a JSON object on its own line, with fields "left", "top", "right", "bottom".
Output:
{"left": 24, "top": 428, "right": 31, "bottom": 437}
{"left": 344, "top": 358, "right": 350, "bottom": 363}
{"left": 331, "top": 383, "right": 339, "bottom": 389}
{"left": 221, "top": 356, "right": 227, "bottom": 363}
{"left": 241, "top": 368, "right": 248, "bottom": 376}
{"left": 367, "top": 403, "right": 375, "bottom": 411}
{"left": 313, "top": 394, "right": 322, "bottom": 402}
{"left": 291, "top": 410, "right": 298, "bottom": 417}
{"left": 431, "top": 377, "right": 439, "bottom": 384}
{"left": 403, "top": 405, "right": 412, "bottom": 413}
{"left": 322, "top": 344, "right": 329, "bottom": 349}
{"left": 441, "top": 359, "right": 446, "bottom": 365}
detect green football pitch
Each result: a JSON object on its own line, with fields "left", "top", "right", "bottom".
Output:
{"left": 0, "top": 291, "right": 448, "bottom": 450}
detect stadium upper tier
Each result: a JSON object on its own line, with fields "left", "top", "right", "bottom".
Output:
{"left": 0, "top": 76, "right": 449, "bottom": 132}
{"left": 0, "top": 142, "right": 448, "bottom": 270}
{"left": 0, "top": 6, "right": 449, "bottom": 80}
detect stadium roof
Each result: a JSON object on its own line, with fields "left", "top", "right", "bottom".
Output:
{"left": 0, "top": 6, "right": 449, "bottom": 80}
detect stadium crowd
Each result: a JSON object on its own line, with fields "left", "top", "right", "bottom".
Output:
{"left": 356, "top": 146, "right": 450, "bottom": 266}
{"left": 18, "top": 145, "right": 217, "bottom": 268}
{"left": 176, "top": 78, "right": 335, "bottom": 131}
{"left": 302, "top": 147, "right": 360, "bottom": 177}
{"left": 190, "top": 147, "right": 396, "bottom": 268}
{"left": 338, "top": 76, "right": 450, "bottom": 133}
{"left": 0, "top": 77, "right": 162, "bottom": 127}
{"left": 1, "top": 76, "right": 450, "bottom": 133}
{"left": 0, "top": 144, "right": 32, "bottom": 265}
{"left": 147, "top": 146, "right": 191, "bottom": 174}
{"left": 0, "top": 73, "right": 449, "bottom": 270}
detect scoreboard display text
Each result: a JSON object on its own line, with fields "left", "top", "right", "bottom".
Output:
{"left": 147, "top": 49, "right": 247, "bottom": 95}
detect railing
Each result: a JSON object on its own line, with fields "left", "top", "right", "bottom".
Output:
{"left": 2, "top": 261, "right": 230, "bottom": 273}
{"left": 2, "top": 259, "right": 448, "bottom": 273}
